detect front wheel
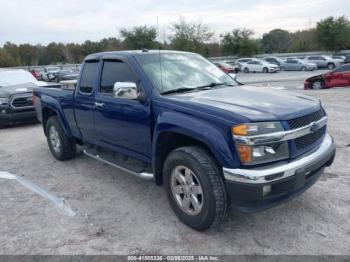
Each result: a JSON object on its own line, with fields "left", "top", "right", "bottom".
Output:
{"left": 243, "top": 67, "right": 249, "bottom": 73}
{"left": 263, "top": 67, "right": 268, "bottom": 73}
{"left": 163, "top": 146, "right": 227, "bottom": 231}
{"left": 301, "top": 66, "right": 307, "bottom": 71}
{"left": 311, "top": 80, "right": 323, "bottom": 90}
{"left": 46, "top": 116, "right": 76, "bottom": 161}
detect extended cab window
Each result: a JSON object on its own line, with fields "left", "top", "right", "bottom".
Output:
{"left": 80, "top": 61, "right": 99, "bottom": 94}
{"left": 100, "top": 61, "right": 136, "bottom": 95}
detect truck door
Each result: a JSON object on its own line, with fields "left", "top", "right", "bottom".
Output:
{"left": 93, "top": 59, "right": 152, "bottom": 159}
{"left": 74, "top": 60, "right": 100, "bottom": 140}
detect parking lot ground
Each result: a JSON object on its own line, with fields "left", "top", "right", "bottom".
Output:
{"left": 0, "top": 87, "right": 350, "bottom": 255}
{"left": 236, "top": 70, "right": 327, "bottom": 86}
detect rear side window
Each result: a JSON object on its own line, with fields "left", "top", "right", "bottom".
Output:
{"left": 79, "top": 61, "right": 99, "bottom": 93}
{"left": 100, "top": 61, "right": 136, "bottom": 95}
{"left": 334, "top": 65, "right": 350, "bottom": 72}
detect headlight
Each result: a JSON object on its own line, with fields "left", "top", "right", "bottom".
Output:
{"left": 0, "top": 97, "right": 9, "bottom": 105}
{"left": 232, "top": 122, "right": 290, "bottom": 165}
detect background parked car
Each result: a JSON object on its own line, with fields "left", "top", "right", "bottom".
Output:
{"left": 236, "top": 58, "right": 255, "bottom": 70}
{"left": 41, "top": 67, "right": 60, "bottom": 82}
{"left": 280, "top": 59, "right": 317, "bottom": 71}
{"left": 304, "top": 64, "right": 350, "bottom": 89}
{"left": 332, "top": 55, "right": 346, "bottom": 62}
{"left": 0, "top": 70, "right": 49, "bottom": 126}
{"left": 53, "top": 69, "right": 80, "bottom": 82}
{"left": 243, "top": 60, "right": 279, "bottom": 73}
{"left": 263, "top": 57, "right": 284, "bottom": 66}
{"left": 344, "top": 55, "right": 350, "bottom": 64}
{"left": 213, "top": 62, "right": 239, "bottom": 73}
{"left": 30, "top": 69, "right": 42, "bottom": 80}
{"left": 304, "top": 55, "right": 342, "bottom": 69}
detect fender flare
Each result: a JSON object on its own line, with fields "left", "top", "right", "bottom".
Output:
{"left": 152, "top": 111, "right": 238, "bottom": 170}
{"left": 41, "top": 94, "right": 73, "bottom": 138}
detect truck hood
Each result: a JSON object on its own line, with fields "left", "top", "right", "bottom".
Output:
{"left": 170, "top": 85, "right": 320, "bottom": 121}
{"left": 0, "top": 83, "right": 36, "bottom": 97}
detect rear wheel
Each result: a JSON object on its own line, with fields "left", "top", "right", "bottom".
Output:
{"left": 243, "top": 67, "right": 249, "bottom": 73}
{"left": 280, "top": 67, "right": 285, "bottom": 71}
{"left": 311, "top": 80, "right": 323, "bottom": 90}
{"left": 163, "top": 146, "right": 227, "bottom": 231}
{"left": 46, "top": 116, "right": 76, "bottom": 161}
{"left": 327, "top": 63, "right": 335, "bottom": 70}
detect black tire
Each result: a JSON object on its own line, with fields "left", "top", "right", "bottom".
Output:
{"left": 301, "top": 66, "right": 307, "bottom": 71}
{"left": 327, "top": 63, "right": 335, "bottom": 70}
{"left": 263, "top": 67, "right": 268, "bottom": 73}
{"left": 280, "top": 67, "right": 286, "bottom": 71}
{"left": 163, "top": 146, "right": 227, "bottom": 231}
{"left": 45, "top": 116, "right": 76, "bottom": 161}
{"left": 243, "top": 67, "right": 249, "bottom": 73}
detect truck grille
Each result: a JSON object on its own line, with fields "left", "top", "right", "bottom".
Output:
{"left": 295, "top": 126, "right": 326, "bottom": 150}
{"left": 287, "top": 108, "right": 327, "bottom": 155}
{"left": 10, "top": 95, "right": 34, "bottom": 110}
{"left": 287, "top": 108, "right": 325, "bottom": 129}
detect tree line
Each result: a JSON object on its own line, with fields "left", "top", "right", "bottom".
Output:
{"left": 1, "top": 15, "right": 350, "bottom": 67}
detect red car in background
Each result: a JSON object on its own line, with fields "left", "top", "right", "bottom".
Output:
{"left": 31, "top": 69, "right": 42, "bottom": 81}
{"left": 213, "top": 62, "right": 239, "bottom": 74}
{"left": 304, "top": 64, "right": 350, "bottom": 89}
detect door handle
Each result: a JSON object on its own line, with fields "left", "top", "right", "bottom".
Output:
{"left": 94, "top": 102, "right": 105, "bottom": 108}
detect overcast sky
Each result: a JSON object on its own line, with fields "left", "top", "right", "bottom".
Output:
{"left": 0, "top": 0, "right": 349, "bottom": 46}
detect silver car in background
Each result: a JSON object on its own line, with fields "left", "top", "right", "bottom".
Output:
{"left": 304, "top": 55, "right": 342, "bottom": 69}
{"left": 280, "top": 59, "right": 317, "bottom": 71}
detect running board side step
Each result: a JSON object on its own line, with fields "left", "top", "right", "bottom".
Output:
{"left": 83, "top": 150, "right": 154, "bottom": 180}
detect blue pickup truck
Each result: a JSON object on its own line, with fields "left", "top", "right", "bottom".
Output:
{"left": 33, "top": 50, "right": 336, "bottom": 230}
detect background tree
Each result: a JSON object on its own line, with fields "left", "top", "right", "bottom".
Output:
{"left": 289, "top": 29, "right": 321, "bottom": 52}
{"left": 261, "top": 29, "right": 291, "bottom": 53}
{"left": 169, "top": 17, "right": 213, "bottom": 56}
{"left": 120, "top": 26, "right": 158, "bottom": 50}
{"left": 221, "top": 29, "right": 259, "bottom": 57}
{"left": 315, "top": 16, "right": 350, "bottom": 51}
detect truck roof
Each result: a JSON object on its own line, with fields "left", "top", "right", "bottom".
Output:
{"left": 84, "top": 50, "right": 194, "bottom": 61}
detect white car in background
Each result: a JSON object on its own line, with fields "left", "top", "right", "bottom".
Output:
{"left": 0, "top": 69, "right": 48, "bottom": 87}
{"left": 242, "top": 60, "right": 280, "bottom": 73}
{"left": 235, "top": 58, "right": 256, "bottom": 70}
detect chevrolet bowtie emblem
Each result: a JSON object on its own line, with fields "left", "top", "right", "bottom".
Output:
{"left": 310, "top": 122, "right": 320, "bottom": 133}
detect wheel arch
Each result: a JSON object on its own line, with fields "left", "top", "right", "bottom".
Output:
{"left": 41, "top": 103, "right": 73, "bottom": 139}
{"left": 152, "top": 114, "right": 238, "bottom": 185}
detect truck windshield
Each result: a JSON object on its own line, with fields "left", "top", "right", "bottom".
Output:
{"left": 136, "top": 52, "right": 237, "bottom": 94}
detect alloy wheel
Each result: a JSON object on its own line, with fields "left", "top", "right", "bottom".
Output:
{"left": 49, "top": 126, "right": 61, "bottom": 153}
{"left": 170, "top": 165, "right": 204, "bottom": 216}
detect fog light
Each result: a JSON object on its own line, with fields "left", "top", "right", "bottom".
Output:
{"left": 263, "top": 185, "right": 272, "bottom": 197}
{"left": 1, "top": 109, "right": 7, "bottom": 114}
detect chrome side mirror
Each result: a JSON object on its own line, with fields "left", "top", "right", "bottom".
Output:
{"left": 113, "top": 82, "right": 138, "bottom": 100}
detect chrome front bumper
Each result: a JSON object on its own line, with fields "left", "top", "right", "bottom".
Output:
{"left": 223, "top": 133, "right": 335, "bottom": 184}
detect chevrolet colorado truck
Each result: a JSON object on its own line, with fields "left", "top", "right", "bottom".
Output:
{"left": 33, "top": 50, "right": 336, "bottom": 230}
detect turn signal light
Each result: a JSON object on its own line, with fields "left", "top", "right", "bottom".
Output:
{"left": 237, "top": 145, "right": 252, "bottom": 164}
{"left": 232, "top": 124, "right": 248, "bottom": 135}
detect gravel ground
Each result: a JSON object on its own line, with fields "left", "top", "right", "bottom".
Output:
{"left": 0, "top": 85, "right": 349, "bottom": 255}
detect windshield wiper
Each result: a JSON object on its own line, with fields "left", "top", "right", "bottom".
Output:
{"left": 161, "top": 82, "right": 230, "bottom": 95}
{"left": 195, "top": 82, "right": 226, "bottom": 89}
{"left": 161, "top": 87, "right": 197, "bottom": 95}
